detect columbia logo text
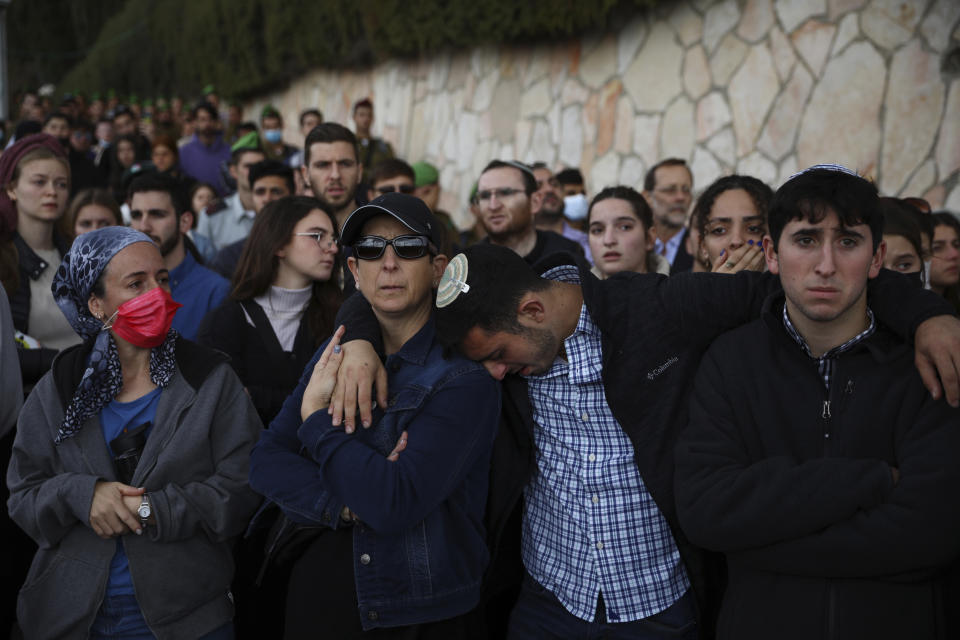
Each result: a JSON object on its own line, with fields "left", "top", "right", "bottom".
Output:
{"left": 647, "top": 357, "right": 679, "bottom": 380}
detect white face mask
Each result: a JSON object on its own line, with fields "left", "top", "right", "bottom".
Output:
{"left": 563, "top": 193, "right": 589, "bottom": 221}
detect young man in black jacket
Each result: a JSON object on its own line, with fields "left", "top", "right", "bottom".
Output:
{"left": 674, "top": 165, "right": 960, "bottom": 639}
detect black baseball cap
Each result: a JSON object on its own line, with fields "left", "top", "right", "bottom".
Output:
{"left": 340, "top": 192, "right": 440, "bottom": 246}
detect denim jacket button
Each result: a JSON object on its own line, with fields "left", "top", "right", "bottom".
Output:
{"left": 368, "top": 611, "right": 379, "bottom": 621}
{"left": 360, "top": 553, "right": 371, "bottom": 565}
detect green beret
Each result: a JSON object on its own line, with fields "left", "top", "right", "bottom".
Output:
{"left": 202, "top": 84, "right": 216, "bottom": 96}
{"left": 261, "top": 104, "right": 280, "bottom": 119}
{"left": 231, "top": 131, "right": 261, "bottom": 152}
{"left": 412, "top": 161, "right": 439, "bottom": 188}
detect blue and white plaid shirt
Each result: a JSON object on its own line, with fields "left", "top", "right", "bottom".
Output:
{"left": 521, "top": 265, "right": 690, "bottom": 623}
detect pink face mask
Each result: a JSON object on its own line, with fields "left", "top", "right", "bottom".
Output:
{"left": 103, "top": 287, "right": 182, "bottom": 348}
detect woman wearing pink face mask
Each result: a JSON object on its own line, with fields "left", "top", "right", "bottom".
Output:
{"left": 7, "top": 226, "right": 262, "bottom": 639}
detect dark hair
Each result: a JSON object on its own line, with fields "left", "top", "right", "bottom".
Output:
{"left": 768, "top": 168, "right": 883, "bottom": 252}
{"left": 230, "top": 145, "right": 265, "bottom": 166}
{"left": 353, "top": 98, "right": 373, "bottom": 114}
{"left": 43, "top": 111, "right": 72, "bottom": 129}
{"left": 191, "top": 101, "right": 218, "bottom": 121}
{"left": 588, "top": 185, "right": 657, "bottom": 273}
{"left": 303, "top": 122, "right": 358, "bottom": 166}
{"left": 481, "top": 160, "right": 537, "bottom": 196}
{"left": 111, "top": 105, "right": 135, "bottom": 122}
{"left": 435, "top": 243, "right": 550, "bottom": 350}
{"left": 555, "top": 167, "right": 584, "bottom": 186}
{"left": 931, "top": 212, "right": 960, "bottom": 307}
{"left": 300, "top": 108, "right": 323, "bottom": 127}
{"left": 370, "top": 158, "right": 414, "bottom": 186}
{"left": 231, "top": 195, "right": 342, "bottom": 346}
{"left": 67, "top": 188, "right": 122, "bottom": 235}
{"left": 691, "top": 174, "right": 774, "bottom": 241}
{"left": 643, "top": 158, "right": 690, "bottom": 192}
{"left": 127, "top": 172, "right": 188, "bottom": 218}
{"left": 880, "top": 197, "right": 925, "bottom": 260}
{"left": 249, "top": 160, "right": 295, "bottom": 194}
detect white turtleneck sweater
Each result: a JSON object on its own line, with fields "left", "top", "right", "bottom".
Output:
{"left": 249, "top": 285, "right": 313, "bottom": 351}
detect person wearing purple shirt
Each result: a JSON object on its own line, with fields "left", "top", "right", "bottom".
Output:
{"left": 179, "top": 102, "right": 231, "bottom": 195}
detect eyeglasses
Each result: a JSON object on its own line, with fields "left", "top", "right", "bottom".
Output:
{"left": 477, "top": 187, "right": 523, "bottom": 203}
{"left": 295, "top": 231, "right": 338, "bottom": 247}
{"left": 353, "top": 235, "right": 432, "bottom": 260}
{"left": 376, "top": 184, "right": 415, "bottom": 195}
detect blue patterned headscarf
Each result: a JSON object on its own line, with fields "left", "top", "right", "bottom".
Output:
{"left": 51, "top": 226, "right": 178, "bottom": 442}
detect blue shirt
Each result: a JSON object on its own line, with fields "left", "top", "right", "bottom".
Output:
{"left": 522, "top": 265, "right": 690, "bottom": 623}
{"left": 99, "top": 387, "right": 162, "bottom": 596}
{"left": 179, "top": 134, "right": 231, "bottom": 196}
{"left": 169, "top": 251, "right": 230, "bottom": 341}
{"left": 653, "top": 227, "right": 685, "bottom": 266}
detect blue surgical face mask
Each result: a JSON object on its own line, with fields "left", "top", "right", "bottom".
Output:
{"left": 563, "top": 193, "right": 589, "bottom": 221}
{"left": 264, "top": 129, "right": 282, "bottom": 144}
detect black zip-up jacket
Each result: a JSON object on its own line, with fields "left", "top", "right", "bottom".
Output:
{"left": 674, "top": 294, "right": 960, "bottom": 639}
{"left": 11, "top": 231, "right": 72, "bottom": 386}
{"left": 338, "top": 253, "right": 955, "bottom": 638}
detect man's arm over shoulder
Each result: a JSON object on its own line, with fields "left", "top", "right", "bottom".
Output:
{"left": 298, "top": 366, "right": 500, "bottom": 534}
{"left": 675, "top": 339, "right": 893, "bottom": 552}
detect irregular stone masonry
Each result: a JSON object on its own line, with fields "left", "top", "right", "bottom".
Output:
{"left": 249, "top": 0, "right": 960, "bottom": 228}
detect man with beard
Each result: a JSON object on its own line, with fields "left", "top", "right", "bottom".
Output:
{"left": 128, "top": 173, "right": 229, "bottom": 340}
{"left": 300, "top": 122, "right": 364, "bottom": 231}
{"left": 644, "top": 158, "right": 695, "bottom": 272}
{"left": 179, "top": 101, "right": 232, "bottom": 196}
{"left": 42, "top": 111, "right": 102, "bottom": 194}
{"left": 531, "top": 162, "right": 591, "bottom": 262}
{"left": 476, "top": 160, "right": 582, "bottom": 265}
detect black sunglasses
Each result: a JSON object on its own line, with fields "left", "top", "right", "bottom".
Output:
{"left": 354, "top": 234, "right": 433, "bottom": 260}
{"left": 376, "top": 184, "right": 415, "bottom": 195}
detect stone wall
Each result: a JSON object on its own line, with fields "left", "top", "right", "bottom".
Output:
{"left": 247, "top": 0, "right": 960, "bottom": 227}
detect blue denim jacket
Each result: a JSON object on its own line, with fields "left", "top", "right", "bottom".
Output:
{"left": 249, "top": 317, "right": 501, "bottom": 629}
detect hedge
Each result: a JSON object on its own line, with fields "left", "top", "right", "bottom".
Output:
{"left": 55, "top": 0, "right": 659, "bottom": 101}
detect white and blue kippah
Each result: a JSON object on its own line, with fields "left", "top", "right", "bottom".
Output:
{"left": 436, "top": 253, "right": 471, "bottom": 308}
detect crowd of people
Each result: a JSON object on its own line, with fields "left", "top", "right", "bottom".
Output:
{"left": 0, "top": 84, "right": 959, "bottom": 640}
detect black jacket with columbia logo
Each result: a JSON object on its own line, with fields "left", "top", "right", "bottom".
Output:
{"left": 675, "top": 294, "right": 960, "bottom": 639}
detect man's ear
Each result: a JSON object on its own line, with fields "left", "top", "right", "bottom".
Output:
{"left": 516, "top": 293, "right": 546, "bottom": 326}
{"left": 763, "top": 236, "right": 779, "bottom": 274}
{"left": 869, "top": 239, "right": 887, "bottom": 279}
{"left": 179, "top": 210, "right": 194, "bottom": 235}
{"left": 529, "top": 190, "right": 544, "bottom": 215}
{"left": 355, "top": 164, "right": 364, "bottom": 186}
{"left": 229, "top": 163, "right": 238, "bottom": 181}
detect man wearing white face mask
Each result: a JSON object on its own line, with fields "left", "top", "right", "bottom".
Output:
{"left": 531, "top": 162, "right": 592, "bottom": 263}
{"left": 260, "top": 105, "right": 299, "bottom": 168}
